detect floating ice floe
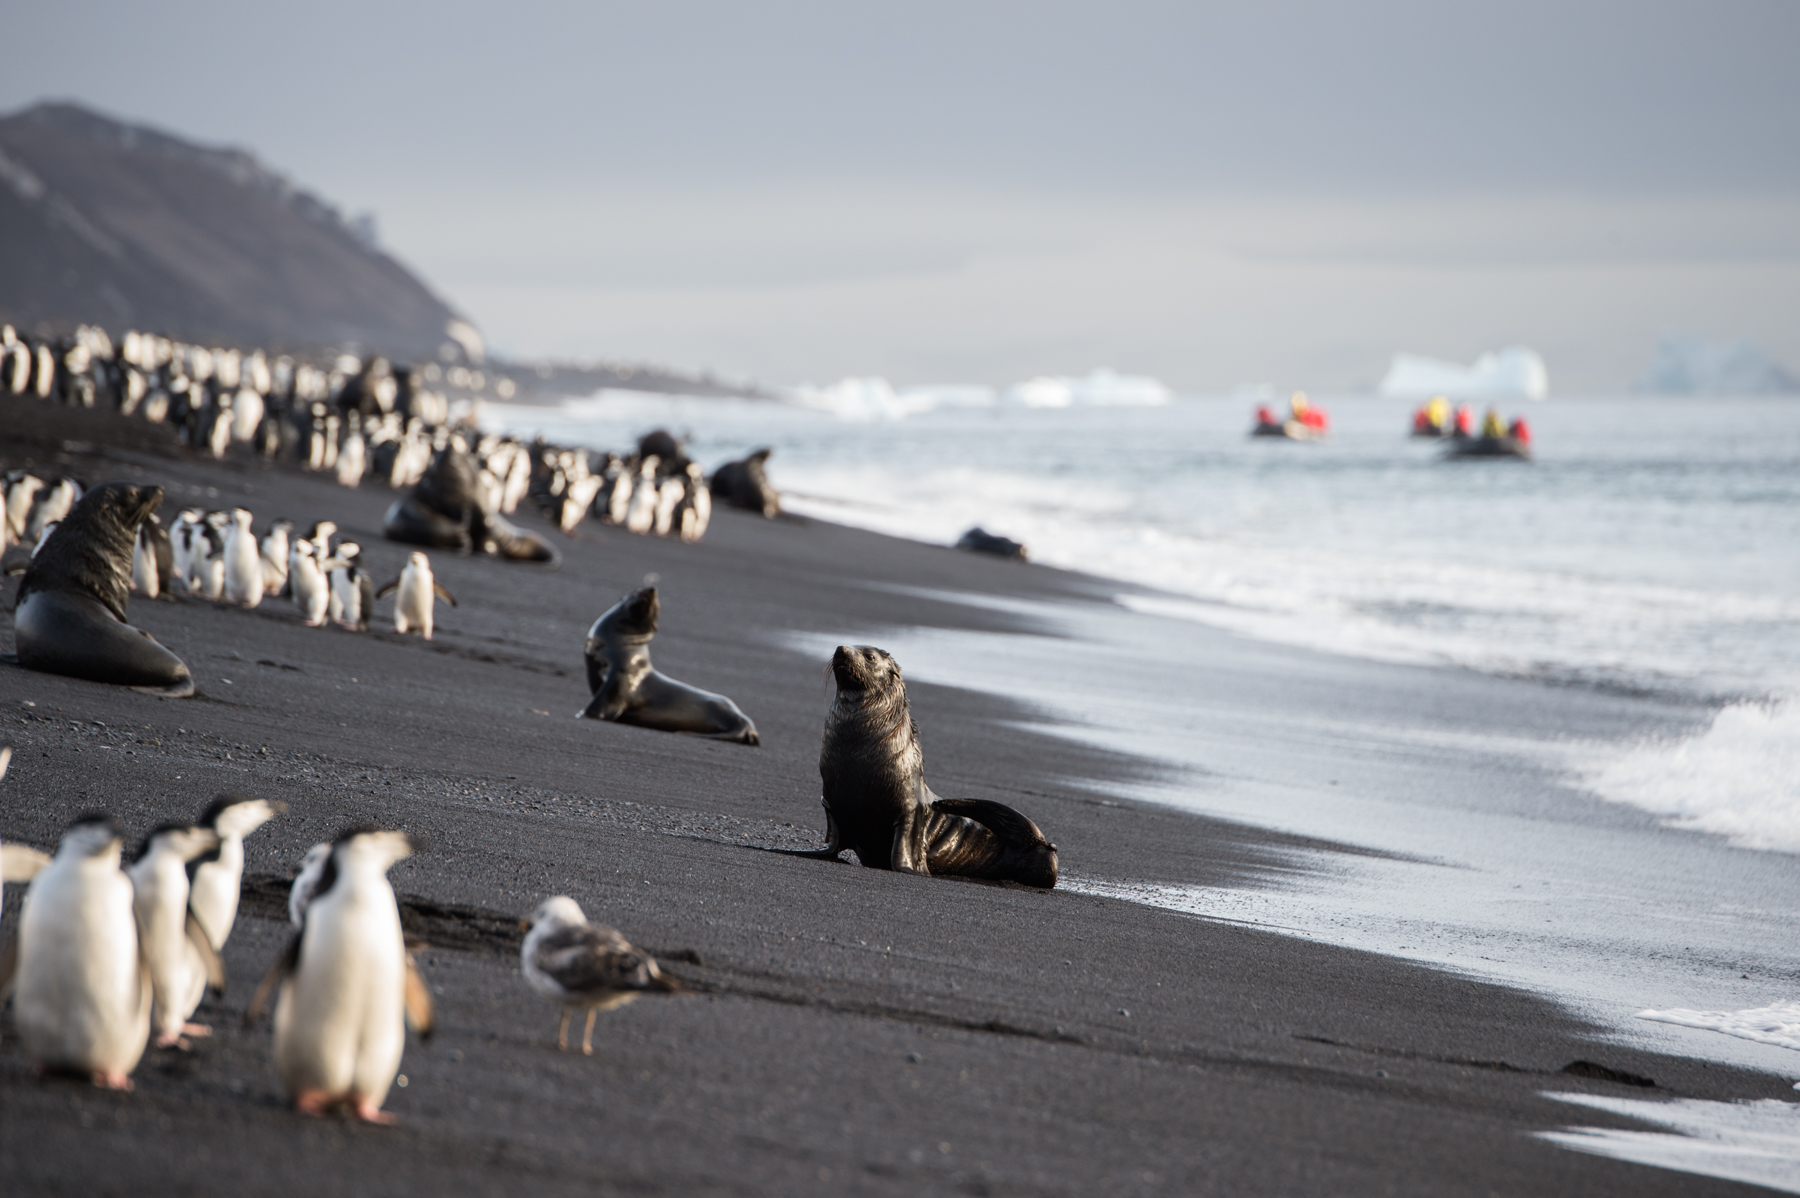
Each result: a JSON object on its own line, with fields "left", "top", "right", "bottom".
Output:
{"left": 789, "top": 368, "right": 1171, "bottom": 420}
{"left": 1377, "top": 347, "right": 1548, "bottom": 400}
{"left": 1003, "top": 369, "right": 1172, "bottom": 409}
{"left": 1634, "top": 335, "right": 1800, "bottom": 396}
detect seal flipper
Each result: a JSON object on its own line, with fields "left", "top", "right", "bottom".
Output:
{"left": 786, "top": 798, "right": 845, "bottom": 859}
{"left": 928, "top": 797, "right": 1052, "bottom": 849}
{"left": 576, "top": 672, "right": 631, "bottom": 721}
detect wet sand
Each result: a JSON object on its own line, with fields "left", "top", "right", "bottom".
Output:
{"left": 0, "top": 395, "right": 1789, "bottom": 1196}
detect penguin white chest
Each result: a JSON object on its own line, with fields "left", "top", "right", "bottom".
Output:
{"left": 14, "top": 854, "right": 149, "bottom": 1079}
{"left": 275, "top": 889, "right": 408, "bottom": 1104}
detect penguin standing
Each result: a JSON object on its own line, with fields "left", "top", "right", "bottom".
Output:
{"left": 169, "top": 508, "right": 202, "bottom": 592}
{"left": 25, "top": 476, "right": 80, "bottom": 546}
{"left": 8, "top": 815, "right": 151, "bottom": 1089}
{"left": 654, "top": 472, "right": 684, "bottom": 537}
{"left": 258, "top": 828, "right": 431, "bottom": 1122}
{"left": 222, "top": 507, "right": 264, "bottom": 608}
{"left": 676, "top": 462, "right": 711, "bottom": 543}
{"left": 188, "top": 794, "right": 287, "bottom": 951}
{"left": 305, "top": 520, "right": 337, "bottom": 563}
{"left": 604, "top": 458, "right": 634, "bottom": 525}
{"left": 624, "top": 456, "right": 660, "bottom": 533}
{"left": 4, "top": 472, "right": 44, "bottom": 545}
{"left": 259, "top": 518, "right": 292, "bottom": 597}
{"left": 327, "top": 542, "right": 372, "bottom": 631}
{"left": 191, "top": 511, "right": 229, "bottom": 599}
{"left": 376, "top": 551, "right": 457, "bottom": 640}
{"left": 336, "top": 414, "right": 366, "bottom": 488}
{"left": 131, "top": 512, "right": 173, "bottom": 599}
{"left": 289, "top": 539, "right": 329, "bottom": 627}
{"left": 127, "top": 823, "right": 226, "bottom": 1049}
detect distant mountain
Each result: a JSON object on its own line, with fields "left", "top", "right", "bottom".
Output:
{"left": 0, "top": 101, "right": 465, "bottom": 359}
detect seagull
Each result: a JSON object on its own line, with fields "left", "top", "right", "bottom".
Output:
{"left": 519, "top": 896, "right": 685, "bottom": 1055}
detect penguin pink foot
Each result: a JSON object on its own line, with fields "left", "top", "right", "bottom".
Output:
{"left": 293, "top": 1088, "right": 334, "bottom": 1117}
{"left": 351, "top": 1095, "right": 397, "bottom": 1125}
{"left": 91, "top": 1069, "right": 134, "bottom": 1091}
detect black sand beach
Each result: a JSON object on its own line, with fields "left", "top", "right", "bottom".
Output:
{"left": 0, "top": 395, "right": 1788, "bottom": 1196}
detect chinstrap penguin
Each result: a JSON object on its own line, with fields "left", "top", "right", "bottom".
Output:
{"left": 375, "top": 551, "right": 456, "bottom": 639}
{"left": 8, "top": 814, "right": 152, "bottom": 1089}
{"left": 127, "top": 823, "right": 226, "bottom": 1048}
{"left": 252, "top": 828, "right": 432, "bottom": 1122}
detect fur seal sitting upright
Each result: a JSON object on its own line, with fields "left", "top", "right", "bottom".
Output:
{"left": 800, "top": 645, "right": 1057, "bottom": 888}
{"left": 384, "top": 447, "right": 560, "bottom": 566}
{"left": 11, "top": 483, "right": 195, "bottom": 696}
{"left": 576, "top": 587, "right": 759, "bottom": 745}
{"left": 709, "top": 448, "right": 780, "bottom": 517}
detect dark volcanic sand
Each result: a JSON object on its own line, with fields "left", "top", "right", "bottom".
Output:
{"left": 0, "top": 395, "right": 1788, "bottom": 1197}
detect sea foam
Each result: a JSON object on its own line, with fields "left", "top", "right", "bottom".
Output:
{"left": 1539, "top": 1094, "right": 1800, "bottom": 1195}
{"left": 1638, "top": 1002, "right": 1800, "bottom": 1052}
{"left": 1582, "top": 703, "right": 1800, "bottom": 854}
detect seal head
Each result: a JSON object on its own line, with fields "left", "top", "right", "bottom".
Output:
{"left": 576, "top": 587, "right": 759, "bottom": 745}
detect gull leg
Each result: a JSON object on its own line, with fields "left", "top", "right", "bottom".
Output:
{"left": 582, "top": 1008, "right": 598, "bottom": 1056}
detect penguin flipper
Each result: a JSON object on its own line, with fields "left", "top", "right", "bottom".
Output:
{"left": 0, "top": 932, "right": 16, "bottom": 998}
{"left": 433, "top": 582, "right": 457, "bottom": 607}
{"left": 245, "top": 932, "right": 301, "bottom": 1026}
{"left": 187, "top": 908, "right": 227, "bottom": 993}
{"left": 374, "top": 577, "right": 400, "bottom": 599}
{"left": 403, "top": 955, "right": 435, "bottom": 1040}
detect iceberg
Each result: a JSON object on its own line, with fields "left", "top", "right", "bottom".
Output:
{"left": 1377, "top": 347, "right": 1548, "bottom": 401}
{"left": 1003, "top": 368, "right": 1172, "bottom": 408}
{"left": 1634, "top": 335, "right": 1799, "bottom": 396}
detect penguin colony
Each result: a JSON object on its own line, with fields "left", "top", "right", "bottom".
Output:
{"left": 0, "top": 321, "right": 1062, "bottom": 1128}
{"left": 0, "top": 802, "right": 684, "bottom": 1121}
{"left": 2, "top": 484, "right": 456, "bottom": 638}
{"left": 0, "top": 321, "right": 795, "bottom": 547}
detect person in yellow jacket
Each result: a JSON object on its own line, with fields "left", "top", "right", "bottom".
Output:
{"left": 1480, "top": 407, "right": 1507, "bottom": 439}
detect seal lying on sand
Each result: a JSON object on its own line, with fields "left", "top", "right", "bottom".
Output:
{"left": 576, "top": 587, "right": 759, "bottom": 745}
{"left": 798, "top": 644, "right": 1057, "bottom": 887}
{"left": 384, "top": 447, "right": 560, "bottom": 566}
{"left": 11, "top": 483, "right": 194, "bottom": 696}
{"left": 709, "top": 448, "right": 780, "bottom": 518}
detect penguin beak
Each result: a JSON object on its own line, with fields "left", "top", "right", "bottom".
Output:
{"left": 518, "top": 919, "right": 532, "bottom": 931}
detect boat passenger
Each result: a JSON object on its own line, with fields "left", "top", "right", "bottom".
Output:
{"left": 1480, "top": 407, "right": 1507, "bottom": 439}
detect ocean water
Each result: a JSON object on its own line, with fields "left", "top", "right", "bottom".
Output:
{"left": 493, "top": 386, "right": 1800, "bottom": 1187}
{"left": 490, "top": 388, "right": 1800, "bottom": 849}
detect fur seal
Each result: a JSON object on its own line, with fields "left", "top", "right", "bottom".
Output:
{"left": 576, "top": 587, "right": 759, "bottom": 745}
{"left": 384, "top": 447, "right": 560, "bottom": 566}
{"left": 800, "top": 645, "right": 1057, "bottom": 887}
{"left": 11, "top": 483, "right": 195, "bottom": 697}
{"left": 956, "top": 527, "right": 1028, "bottom": 560}
{"left": 709, "top": 448, "right": 780, "bottom": 517}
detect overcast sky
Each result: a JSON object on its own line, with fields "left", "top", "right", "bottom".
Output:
{"left": 4, "top": 1, "right": 1797, "bottom": 390}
